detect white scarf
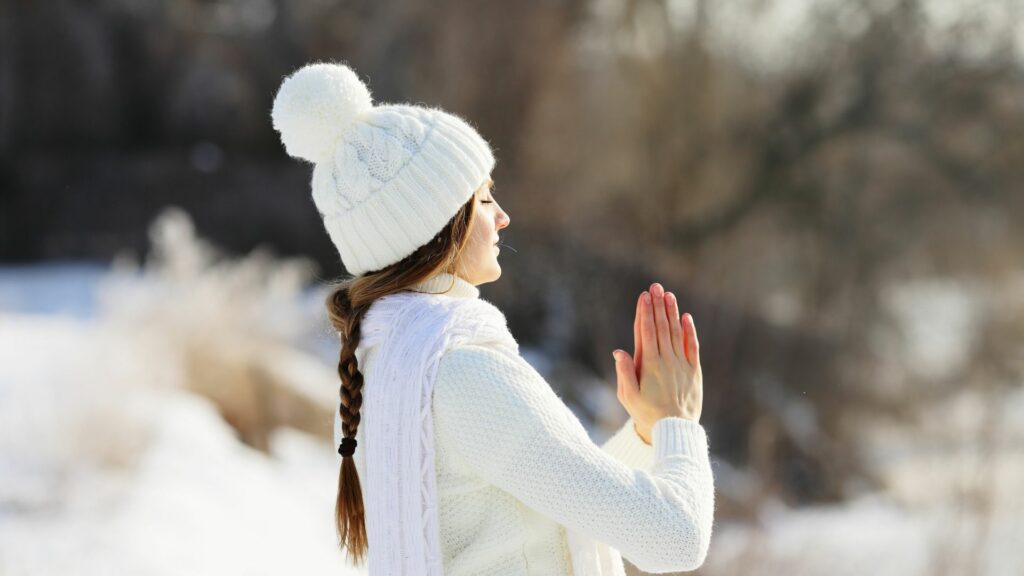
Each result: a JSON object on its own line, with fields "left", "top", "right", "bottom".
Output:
{"left": 351, "top": 289, "right": 626, "bottom": 575}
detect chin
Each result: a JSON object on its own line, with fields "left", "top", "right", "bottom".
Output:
{"left": 478, "top": 264, "right": 502, "bottom": 285}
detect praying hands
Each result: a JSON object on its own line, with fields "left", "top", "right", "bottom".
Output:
{"left": 612, "top": 282, "right": 704, "bottom": 444}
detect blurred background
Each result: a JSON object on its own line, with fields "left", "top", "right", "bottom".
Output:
{"left": 2, "top": 0, "right": 1023, "bottom": 574}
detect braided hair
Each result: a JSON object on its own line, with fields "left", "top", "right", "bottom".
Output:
{"left": 324, "top": 191, "right": 477, "bottom": 565}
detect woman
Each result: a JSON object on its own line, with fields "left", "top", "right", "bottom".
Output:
{"left": 271, "top": 62, "right": 714, "bottom": 575}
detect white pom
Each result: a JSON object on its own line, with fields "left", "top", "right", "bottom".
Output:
{"left": 271, "top": 62, "right": 374, "bottom": 164}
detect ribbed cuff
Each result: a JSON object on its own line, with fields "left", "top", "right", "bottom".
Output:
{"left": 652, "top": 417, "right": 708, "bottom": 461}
{"left": 600, "top": 417, "right": 655, "bottom": 470}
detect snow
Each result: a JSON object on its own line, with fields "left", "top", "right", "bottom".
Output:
{"left": 3, "top": 257, "right": 1022, "bottom": 575}
{"left": 708, "top": 494, "right": 933, "bottom": 576}
{"left": 0, "top": 258, "right": 367, "bottom": 575}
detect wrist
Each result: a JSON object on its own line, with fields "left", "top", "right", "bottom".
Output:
{"left": 633, "top": 420, "right": 652, "bottom": 445}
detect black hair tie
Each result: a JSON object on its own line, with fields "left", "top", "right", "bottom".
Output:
{"left": 338, "top": 437, "right": 358, "bottom": 457}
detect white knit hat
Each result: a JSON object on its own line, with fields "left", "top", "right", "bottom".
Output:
{"left": 271, "top": 61, "right": 496, "bottom": 275}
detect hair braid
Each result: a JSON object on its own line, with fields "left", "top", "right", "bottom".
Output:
{"left": 336, "top": 290, "right": 368, "bottom": 442}
{"left": 326, "top": 285, "right": 370, "bottom": 564}
{"left": 323, "top": 189, "right": 478, "bottom": 566}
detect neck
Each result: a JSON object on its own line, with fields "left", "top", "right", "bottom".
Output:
{"left": 408, "top": 271, "right": 480, "bottom": 300}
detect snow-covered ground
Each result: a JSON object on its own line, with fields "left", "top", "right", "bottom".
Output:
{"left": 1, "top": 209, "right": 372, "bottom": 575}
{"left": 0, "top": 279, "right": 367, "bottom": 576}
{"left": 699, "top": 382, "right": 1024, "bottom": 572}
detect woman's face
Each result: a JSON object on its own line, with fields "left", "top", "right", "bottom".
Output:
{"left": 454, "top": 177, "right": 510, "bottom": 286}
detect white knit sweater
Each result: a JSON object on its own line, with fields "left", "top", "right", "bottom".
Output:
{"left": 339, "top": 273, "right": 716, "bottom": 575}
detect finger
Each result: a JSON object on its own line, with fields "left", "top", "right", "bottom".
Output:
{"left": 684, "top": 313, "right": 701, "bottom": 367}
{"left": 633, "top": 293, "right": 643, "bottom": 378}
{"left": 681, "top": 313, "right": 692, "bottom": 365}
{"left": 614, "top": 351, "right": 624, "bottom": 402}
{"left": 666, "top": 292, "right": 684, "bottom": 362}
{"left": 613, "top": 349, "right": 638, "bottom": 399}
{"left": 640, "top": 291, "right": 658, "bottom": 369}
{"left": 651, "top": 283, "right": 671, "bottom": 357}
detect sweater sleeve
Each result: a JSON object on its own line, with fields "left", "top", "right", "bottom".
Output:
{"left": 433, "top": 344, "right": 715, "bottom": 574}
{"left": 600, "top": 416, "right": 656, "bottom": 471}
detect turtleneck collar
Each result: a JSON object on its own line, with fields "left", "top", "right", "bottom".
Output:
{"left": 408, "top": 271, "right": 481, "bottom": 300}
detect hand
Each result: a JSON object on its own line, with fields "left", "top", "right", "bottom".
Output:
{"left": 613, "top": 282, "right": 703, "bottom": 444}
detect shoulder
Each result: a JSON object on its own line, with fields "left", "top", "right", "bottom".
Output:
{"left": 435, "top": 344, "right": 548, "bottom": 405}
{"left": 438, "top": 344, "right": 519, "bottom": 382}
{"left": 438, "top": 342, "right": 533, "bottom": 376}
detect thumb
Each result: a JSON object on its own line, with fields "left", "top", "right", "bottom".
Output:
{"left": 613, "top": 350, "right": 639, "bottom": 400}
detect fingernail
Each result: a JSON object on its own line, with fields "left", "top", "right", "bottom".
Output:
{"left": 666, "top": 292, "right": 675, "bottom": 304}
{"left": 643, "top": 292, "right": 651, "bottom": 303}
{"left": 612, "top": 351, "right": 621, "bottom": 361}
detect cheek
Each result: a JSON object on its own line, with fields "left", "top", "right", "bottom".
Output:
{"left": 471, "top": 208, "right": 489, "bottom": 244}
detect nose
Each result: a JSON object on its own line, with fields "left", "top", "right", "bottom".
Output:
{"left": 496, "top": 208, "right": 510, "bottom": 230}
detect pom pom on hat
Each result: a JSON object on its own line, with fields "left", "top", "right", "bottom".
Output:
{"left": 271, "top": 62, "right": 374, "bottom": 164}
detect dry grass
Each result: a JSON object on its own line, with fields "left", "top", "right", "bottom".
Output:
{"left": 96, "top": 206, "right": 339, "bottom": 453}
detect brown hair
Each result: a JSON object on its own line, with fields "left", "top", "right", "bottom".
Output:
{"left": 324, "top": 192, "right": 478, "bottom": 565}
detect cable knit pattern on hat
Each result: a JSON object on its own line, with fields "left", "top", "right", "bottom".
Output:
{"left": 324, "top": 109, "right": 430, "bottom": 211}
{"left": 337, "top": 273, "right": 716, "bottom": 575}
